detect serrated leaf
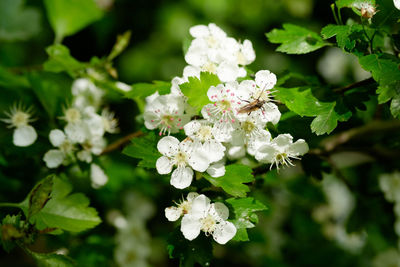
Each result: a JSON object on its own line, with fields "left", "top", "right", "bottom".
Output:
{"left": 179, "top": 72, "right": 221, "bottom": 112}
{"left": 125, "top": 81, "right": 170, "bottom": 99}
{"left": 122, "top": 132, "right": 159, "bottom": 168}
{"left": 20, "top": 177, "right": 101, "bottom": 232}
{"left": 31, "top": 251, "right": 75, "bottom": 267}
{"left": 275, "top": 86, "right": 352, "bottom": 135}
{"left": 43, "top": 44, "right": 86, "bottom": 76}
{"left": 167, "top": 228, "right": 212, "bottom": 267}
{"left": 203, "top": 164, "right": 254, "bottom": 197}
{"left": 321, "top": 24, "right": 363, "bottom": 51}
{"left": 27, "top": 72, "right": 72, "bottom": 119}
{"left": 0, "top": 0, "right": 41, "bottom": 41}
{"left": 226, "top": 197, "right": 267, "bottom": 241}
{"left": 44, "top": 0, "right": 103, "bottom": 41}
{"left": 266, "top": 24, "right": 329, "bottom": 54}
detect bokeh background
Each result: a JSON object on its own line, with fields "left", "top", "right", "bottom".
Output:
{"left": 1, "top": 0, "right": 399, "bottom": 266}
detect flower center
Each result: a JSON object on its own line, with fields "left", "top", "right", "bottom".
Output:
{"left": 174, "top": 151, "right": 188, "bottom": 167}
{"left": 201, "top": 214, "right": 216, "bottom": 234}
{"left": 179, "top": 201, "right": 191, "bottom": 214}
{"left": 12, "top": 111, "right": 29, "bottom": 127}
{"left": 65, "top": 108, "right": 81, "bottom": 123}
{"left": 197, "top": 125, "right": 213, "bottom": 142}
{"left": 59, "top": 140, "right": 74, "bottom": 153}
{"left": 202, "top": 62, "right": 217, "bottom": 74}
{"left": 217, "top": 100, "right": 231, "bottom": 113}
{"left": 206, "top": 36, "right": 218, "bottom": 48}
{"left": 242, "top": 121, "right": 255, "bottom": 134}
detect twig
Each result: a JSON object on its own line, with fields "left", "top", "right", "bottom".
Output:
{"left": 101, "top": 130, "right": 143, "bottom": 155}
{"left": 333, "top": 77, "right": 375, "bottom": 94}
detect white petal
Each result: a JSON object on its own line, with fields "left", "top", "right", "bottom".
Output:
{"left": 13, "top": 125, "right": 37, "bottom": 147}
{"left": 206, "top": 162, "right": 226, "bottom": 177}
{"left": 255, "top": 144, "right": 277, "bottom": 163}
{"left": 213, "top": 221, "right": 237, "bottom": 244}
{"left": 261, "top": 102, "right": 281, "bottom": 124}
{"left": 65, "top": 122, "right": 88, "bottom": 143}
{"left": 189, "top": 25, "right": 209, "bottom": 38}
{"left": 395, "top": 0, "right": 400, "bottom": 10}
{"left": 227, "top": 145, "right": 246, "bottom": 159}
{"left": 156, "top": 156, "right": 173, "bottom": 174}
{"left": 184, "top": 120, "right": 201, "bottom": 137}
{"left": 273, "top": 134, "right": 293, "bottom": 148}
{"left": 165, "top": 207, "right": 182, "bottom": 221}
{"left": 90, "top": 163, "right": 108, "bottom": 188}
{"left": 157, "top": 136, "right": 180, "bottom": 157}
{"left": 43, "top": 149, "right": 65, "bottom": 168}
{"left": 208, "top": 23, "right": 227, "bottom": 39}
{"left": 210, "top": 202, "right": 229, "bottom": 221}
{"left": 217, "top": 62, "right": 240, "bottom": 82}
{"left": 170, "top": 167, "right": 193, "bottom": 189}
{"left": 240, "top": 40, "right": 256, "bottom": 64}
{"left": 188, "top": 149, "right": 210, "bottom": 172}
{"left": 203, "top": 140, "right": 225, "bottom": 163}
{"left": 77, "top": 150, "right": 92, "bottom": 163}
{"left": 191, "top": 194, "right": 211, "bottom": 218}
{"left": 289, "top": 139, "right": 309, "bottom": 156}
{"left": 49, "top": 129, "right": 66, "bottom": 147}
{"left": 186, "top": 192, "right": 200, "bottom": 202}
{"left": 207, "top": 84, "right": 223, "bottom": 102}
{"left": 180, "top": 215, "right": 202, "bottom": 241}
{"left": 255, "top": 70, "right": 277, "bottom": 90}
{"left": 182, "top": 65, "right": 200, "bottom": 79}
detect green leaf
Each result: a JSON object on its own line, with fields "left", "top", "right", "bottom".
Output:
{"left": 226, "top": 197, "right": 268, "bottom": 241}
{"left": 179, "top": 72, "right": 221, "bottom": 112}
{"left": 321, "top": 24, "right": 363, "bottom": 52}
{"left": 107, "top": 31, "right": 132, "bottom": 62}
{"left": 0, "top": 65, "right": 29, "bottom": 88}
{"left": 20, "top": 176, "right": 101, "bottom": 233}
{"left": 27, "top": 72, "right": 72, "bottom": 119}
{"left": 203, "top": 164, "right": 255, "bottom": 198}
{"left": 27, "top": 175, "right": 54, "bottom": 218}
{"left": 0, "top": 0, "right": 41, "bottom": 41}
{"left": 275, "top": 86, "right": 352, "bottom": 135}
{"left": 122, "top": 132, "right": 159, "bottom": 168}
{"left": 43, "top": 44, "right": 86, "bottom": 76}
{"left": 336, "top": 0, "right": 375, "bottom": 9}
{"left": 125, "top": 81, "right": 170, "bottom": 99}
{"left": 31, "top": 251, "right": 75, "bottom": 267}
{"left": 167, "top": 228, "right": 213, "bottom": 267}
{"left": 266, "top": 24, "right": 329, "bottom": 54}
{"left": 391, "top": 94, "right": 400, "bottom": 119}
{"left": 44, "top": 0, "right": 103, "bottom": 41}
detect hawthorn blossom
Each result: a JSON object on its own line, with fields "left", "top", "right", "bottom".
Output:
{"left": 144, "top": 94, "right": 191, "bottom": 136}
{"left": 90, "top": 163, "right": 108, "bottom": 188}
{"left": 165, "top": 192, "right": 199, "bottom": 221}
{"left": 201, "top": 82, "right": 241, "bottom": 142}
{"left": 1, "top": 104, "right": 37, "bottom": 147}
{"left": 379, "top": 171, "right": 400, "bottom": 203}
{"left": 156, "top": 136, "right": 209, "bottom": 189}
{"left": 43, "top": 129, "right": 75, "bottom": 168}
{"left": 71, "top": 78, "right": 104, "bottom": 111}
{"left": 180, "top": 194, "right": 236, "bottom": 244}
{"left": 255, "top": 134, "right": 309, "bottom": 169}
{"left": 395, "top": 0, "right": 400, "bottom": 10}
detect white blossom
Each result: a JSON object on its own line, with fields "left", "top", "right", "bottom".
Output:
{"left": 180, "top": 194, "right": 236, "bottom": 244}
{"left": 90, "top": 163, "right": 108, "bottom": 188}
{"left": 165, "top": 192, "right": 199, "bottom": 221}
{"left": 43, "top": 129, "right": 75, "bottom": 168}
{"left": 71, "top": 78, "right": 104, "bottom": 111}
{"left": 1, "top": 104, "right": 37, "bottom": 147}
{"left": 379, "top": 171, "right": 400, "bottom": 203}
{"left": 255, "top": 134, "right": 309, "bottom": 169}
{"left": 156, "top": 136, "right": 209, "bottom": 189}
{"left": 395, "top": 0, "right": 400, "bottom": 10}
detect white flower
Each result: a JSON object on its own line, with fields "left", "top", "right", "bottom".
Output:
{"left": 90, "top": 163, "right": 108, "bottom": 188}
{"left": 184, "top": 120, "right": 226, "bottom": 163}
{"left": 43, "top": 129, "right": 75, "bottom": 168}
{"left": 201, "top": 82, "right": 241, "bottom": 142}
{"left": 180, "top": 194, "right": 236, "bottom": 244}
{"left": 1, "top": 104, "right": 37, "bottom": 147}
{"left": 156, "top": 136, "right": 210, "bottom": 189}
{"left": 165, "top": 192, "right": 199, "bottom": 221}
{"left": 71, "top": 78, "right": 104, "bottom": 110}
{"left": 101, "top": 108, "right": 119, "bottom": 134}
{"left": 144, "top": 94, "right": 191, "bottom": 136}
{"left": 379, "top": 171, "right": 400, "bottom": 203}
{"left": 255, "top": 134, "right": 309, "bottom": 169}
{"left": 395, "top": 0, "right": 400, "bottom": 10}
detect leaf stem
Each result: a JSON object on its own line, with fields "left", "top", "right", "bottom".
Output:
{"left": 332, "top": 77, "right": 375, "bottom": 94}
{"left": 331, "top": 4, "right": 341, "bottom": 25}
{"left": 0, "top": 202, "right": 21, "bottom": 209}
{"left": 101, "top": 130, "right": 144, "bottom": 155}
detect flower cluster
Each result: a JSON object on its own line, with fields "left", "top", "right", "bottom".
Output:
{"left": 144, "top": 23, "right": 309, "bottom": 244}
{"left": 43, "top": 78, "right": 118, "bottom": 188}
{"left": 165, "top": 192, "right": 236, "bottom": 245}
{"left": 1, "top": 103, "right": 37, "bottom": 147}
{"left": 379, "top": 171, "right": 400, "bottom": 240}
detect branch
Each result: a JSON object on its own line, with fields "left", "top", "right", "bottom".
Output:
{"left": 101, "top": 130, "right": 143, "bottom": 155}
{"left": 333, "top": 77, "right": 375, "bottom": 94}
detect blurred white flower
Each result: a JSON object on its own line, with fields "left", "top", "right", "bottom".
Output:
{"left": 1, "top": 104, "right": 37, "bottom": 147}
{"left": 90, "top": 163, "right": 108, "bottom": 188}
{"left": 180, "top": 194, "right": 236, "bottom": 244}
{"left": 71, "top": 78, "right": 104, "bottom": 111}
{"left": 379, "top": 171, "right": 400, "bottom": 203}
{"left": 395, "top": 0, "right": 400, "bottom": 10}
{"left": 43, "top": 129, "right": 75, "bottom": 168}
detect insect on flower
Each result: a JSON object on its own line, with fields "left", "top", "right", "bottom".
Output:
{"left": 237, "top": 94, "right": 267, "bottom": 115}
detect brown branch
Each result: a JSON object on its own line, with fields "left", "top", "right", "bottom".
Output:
{"left": 101, "top": 130, "right": 143, "bottom": 155}
{"left": 333, "top": 77, "right": 375, "bottom": 94}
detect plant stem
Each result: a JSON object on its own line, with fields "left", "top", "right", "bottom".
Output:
{"left": 333, "top": 77, "right": 375, "bottom": 94}
{"left": 101, "top": 130, "right": 144, "bottom": 155}
{"left": 0, "top": 202, "right": 20, "bottom": 209}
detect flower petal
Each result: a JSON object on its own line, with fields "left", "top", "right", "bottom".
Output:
{"left": 156, "top": 156, "right": 173, "bottom": 174}
{"left": 13, "top": 125, "right": 37, "bottom": 147}
{"left": 206, "top": 162, "right": 226, "bottom": 177}
{"left": 43, "top": 149, "right": 65, "bottom": 168}
{"left": 170, "top": 167, "right": 193, "bottom": 189}
{"left": 165, "top": 207, "right": 182, "bottom": 221}
{"left": 90, "top": 163, "right": 108, "bottom": 189}
{"left": 186, "top": 192, "right": 200, "bottom": 202}
{"left": 188, "top": 149, "right": 210, "bottom": 172}
{"left": 180, "top": 215, "right": 202, "bottom": 241}
{"left": 190, "top": 194, "right": 211, "bottom": 218}
{"left": 210, "top": 202, "right": 229, "bottom": 221}
{"left": 49, "top": 129, "right": 66, "bottom": 147}
{"left": 289, "top": 139, "right": 309, "bottom": 156}
{"left": 255, "top": 70, "right": 277, "bottom": 90}
{"left": 212, "top": 221, "right": 237, "bottom": 244}
{"left": 255, "top": 144, "right": 277, "bottom": 163}
{"left": 184, "top": 120, "right": 201, "bottom": 137}
{"left": 157, "top": 136, "right": 180, "bottom": 157}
